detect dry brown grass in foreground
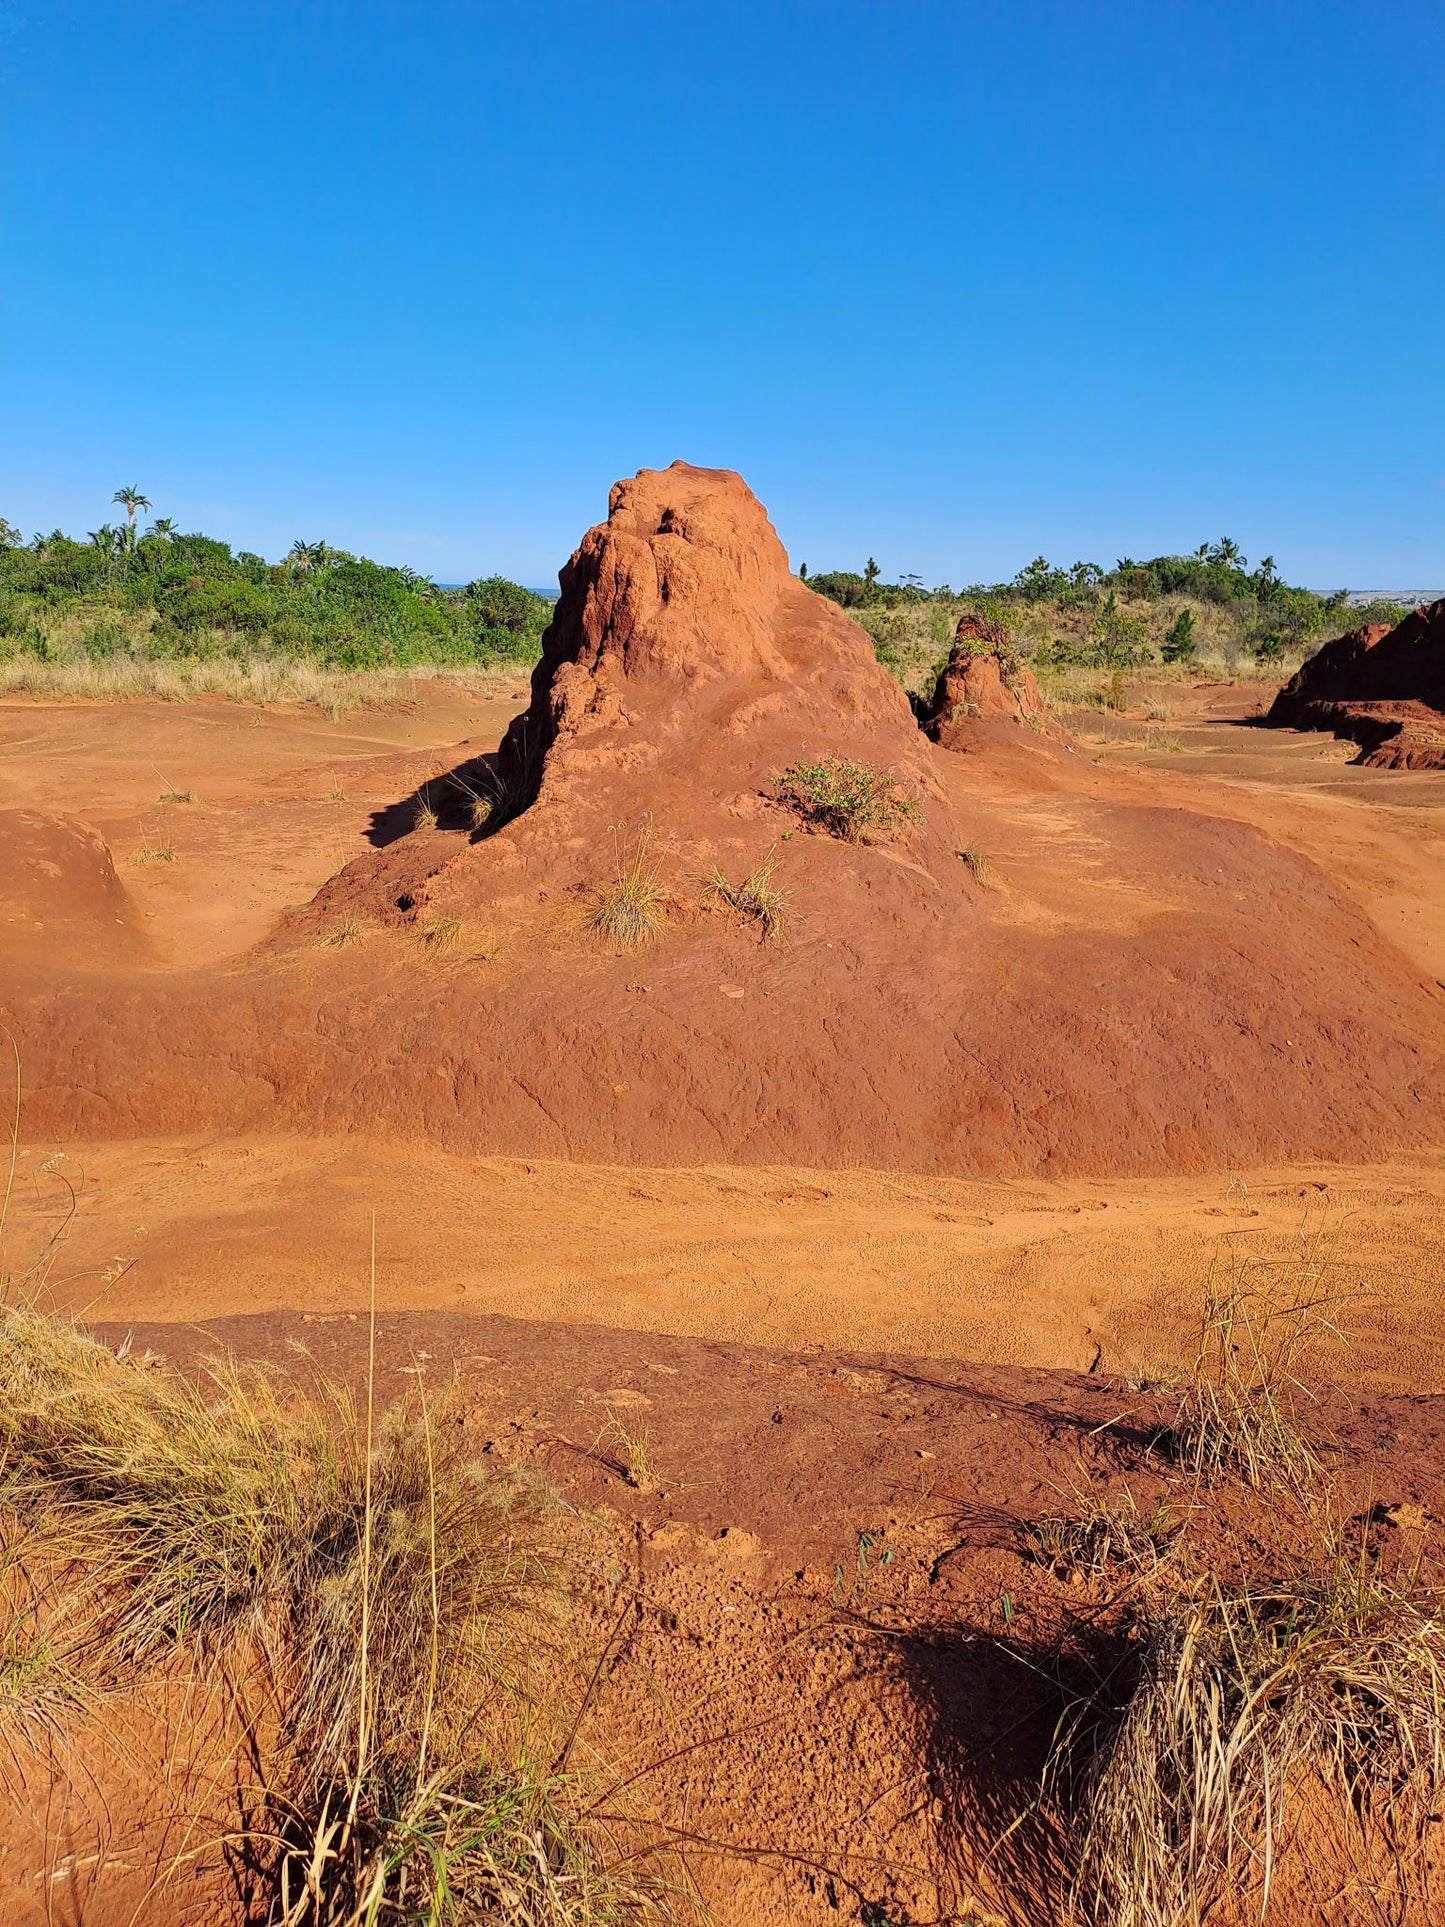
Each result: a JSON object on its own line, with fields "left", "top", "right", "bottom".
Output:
{"left": 1069, "top": 1549, "right": 1445, "bottom": 1927}
{"left": 1036, "top": 1252, "right": 1445, "bottom": 1927}
{"left": 0, "top": 1299, "right": 676, "bottom": 1926}
{"left": 1159, "top": 1243, "right": 1345, "bottom": 1492}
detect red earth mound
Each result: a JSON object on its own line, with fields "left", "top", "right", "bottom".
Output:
{"left": 1266, "top": 600, "right": 1445, "bottom": 767}
{"left": 921, "top": 612, "right": 1063, "bottom": 750}
{"left": 0, "top": 808, "right": 142, "bottom": 977}
{"left": 8, "top": 463, "right": 1445, "bottom": 1174}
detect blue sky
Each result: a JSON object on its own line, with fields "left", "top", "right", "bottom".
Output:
{"left": 3, "top": 1, "right": 1442, "bottom": 589}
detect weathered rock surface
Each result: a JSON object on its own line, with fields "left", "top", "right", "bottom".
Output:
{"left": 921, "top": 613, "right": 1061, "bottom": 751}
{"left": 1266, "top": 602, "right": 1445, "bottom": 768}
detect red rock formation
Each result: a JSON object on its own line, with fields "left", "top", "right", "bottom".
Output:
{"left": 922, "top": 614, "right": 1061, "bottom": 751}
{"left": 1266, "top": 602, "right": 1445, "bottom": 767}
{"left": 485, "top": 462, "right": 939, "bottom": 833}
{"left": 10, "top": 465, "right": 1445, "bottom": 1177}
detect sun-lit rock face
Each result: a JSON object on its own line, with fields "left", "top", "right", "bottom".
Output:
{"left": 1268, "top": 601, "right": 1445, "bottom": 767}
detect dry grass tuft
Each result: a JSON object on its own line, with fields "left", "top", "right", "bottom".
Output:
{"left": 605, "top": 1414, "right": 659, "bottom": 1497}
{"left": 1069, "top": 1550, "right": 1445, "bottom": 1927}
{"left": 591, "top": 825, "right": 664, "bottom": 951}
{"left": 708, "top": 847, "right": 789, "bottom": 941}
{"left": 449, "top": 753, "right": 528, "bottom": 837}
{"left": 413, "top": 785, "right": 439, "bottom": 834}
{"left": 319, "top": 915, "right": 368, "bottom": 948}
{"left": 958, "top": 848, "right": 995, "bottom": 888}
{"left": 0, "top": 1301, "right": 362, "bottom": 1661}
{"left": 0, "top": 1301, "right": 669, "bottom": 1924}
{"left": 273, "top": 1761, "right": 672, "bottom": 1926}
{"left": 419, "top": 914, "right": 463, "bottom": 953}
{"left": 0, "top": 1548, "right": 90, "bottom": 1763}
{"left": 132, "top": 836, "right": 177, "bottom": 865}
{"left": 157, "top": 787, "right": 196, "bottom": 805}
{"left": 1160, "top": 1248, "right": 1344, "bottom": 1492}
{"left": 1028, "top": 1489, "right": 1181, "bottom": 1583}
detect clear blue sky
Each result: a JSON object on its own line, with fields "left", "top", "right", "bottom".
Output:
{"left": 3, "top": 1, "right": 1442, "bottom": 589}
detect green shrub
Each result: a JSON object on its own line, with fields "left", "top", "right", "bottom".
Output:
{"left": 0, "top": 517, "right": 554, "bottom": 678}
{"left": 79, "top": 616, "right": 129, "bottom": 658}
{"left": 773, "top": 756, "right": 919, "bottom": 843}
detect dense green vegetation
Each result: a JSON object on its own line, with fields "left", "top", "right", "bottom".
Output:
{"left": 802, "top": 542, "right": 1410, "bottom": 692}
{"left": 0, "top": 489, "right": 1413, "bottom": 711}
{"left": 0, "top": 499, "right": 552, "bottom": 690}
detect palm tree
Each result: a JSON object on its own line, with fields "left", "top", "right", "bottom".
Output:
{"left": 89, "top": 524, "right": 118, "bottom": 551}
{"left": 147, "top": 518, "right": 177, "bottom": 540}
{"left": 112, "top": 485, "right": 151, "bottom": 525}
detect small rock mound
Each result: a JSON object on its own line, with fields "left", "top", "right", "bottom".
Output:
{"left": 1266, "top": 601, "right": 1445, "bottom": 767}
{"left": 0, "top": 810, "right": 141, "bottom": 969}
{"left": 921, "top": 614, "right": 1060, "bottom": 751}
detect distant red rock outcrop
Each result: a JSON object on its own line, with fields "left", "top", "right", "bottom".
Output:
{"left": 1266, "top": 601, "right": 1445, "bottom": 768}
{"left": 921, "top": 613, "right": 1062, "bottom": 751}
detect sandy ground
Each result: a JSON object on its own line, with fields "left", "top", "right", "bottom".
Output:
{"left": 1070, "top": 682, "right": 1445, "bottom": 984}
{"left": 0, "top": 680, "right": 528, "bottom": 967}
{"left": 9, "top": 1135, "right": 1445, "bottom": 1396}
{"left": 4, "top": 678, "right": 1444, "bottom": 1395}
{"left": 7, "top": 677, "right": 1445, "bottom": 1926}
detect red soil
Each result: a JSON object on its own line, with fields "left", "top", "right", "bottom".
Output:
{"left": 0, "top": 807, "right": 143, "bottom": 978}
{"left": 5, "top": 464, "right": 1445, "bottom": 1175}
{"left": 8, "top": 1305, "right": 1445, "bottom": 1927}
{"left": 1267, "top": 600, "right": 1445, "bottom": 767}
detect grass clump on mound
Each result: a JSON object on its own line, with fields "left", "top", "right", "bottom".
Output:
{"left": 591, "top": 825, "right": 664, "bottom": 950}
{"left": 708, "top": 847, "right": 789, "bottom": 941}
{"left": 1027, "top": 1489, "right": 1181, "bottom": 1583}
{"left": 772, "top": 756, "right": 919, "bottom": 843}
{"left": 0, "top": 1301, "right": 671, "bottom": 1926}
{"left": 1070, "top": 1553, "right": 1445, "bottom": 1927}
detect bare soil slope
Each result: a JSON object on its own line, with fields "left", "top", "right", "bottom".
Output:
{"left": 5, "top": 465, "right": 1445, "bottom": 1177}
